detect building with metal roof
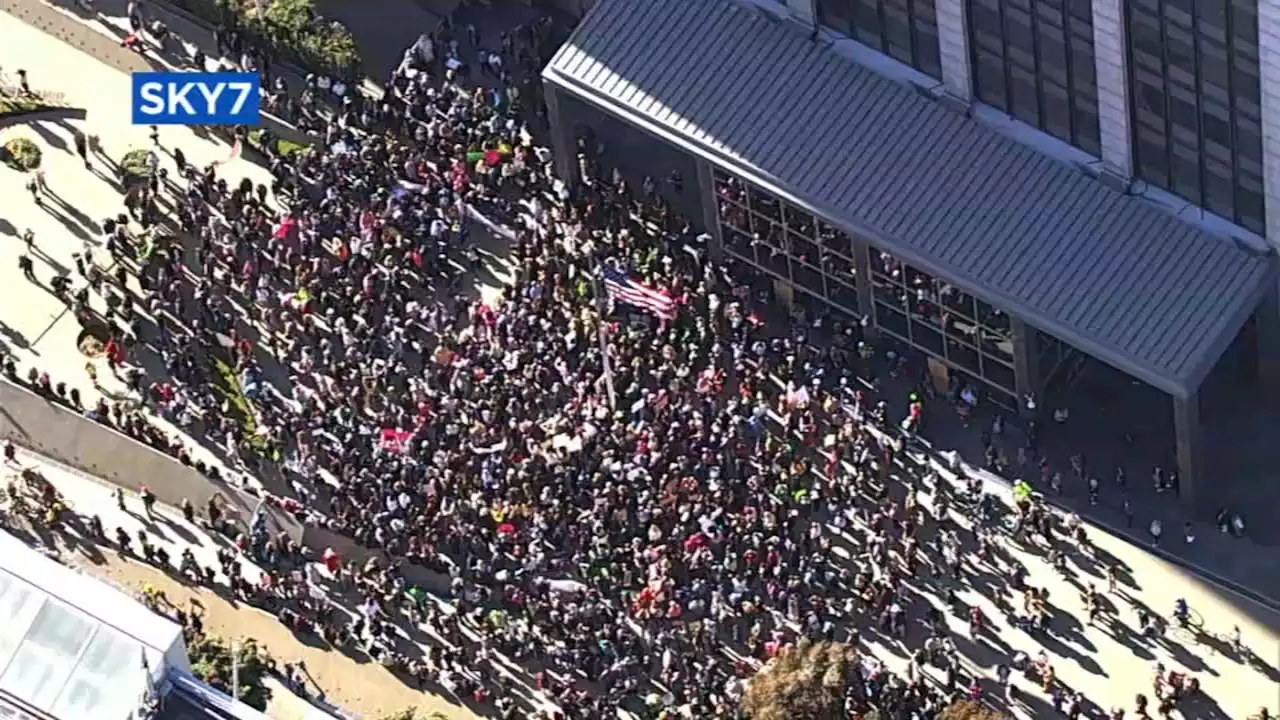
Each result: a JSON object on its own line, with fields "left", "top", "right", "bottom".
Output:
{"left": 541, "top": 0, "right": 1280, "bottom": 500}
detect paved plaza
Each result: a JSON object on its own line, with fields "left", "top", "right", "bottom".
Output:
{"left": 0, "top": 2, "right": 1277, "bottom": 719}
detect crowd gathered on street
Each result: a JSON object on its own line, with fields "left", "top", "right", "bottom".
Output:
{"left": 2, "top": 7, "right": 1274, "bottom": 720}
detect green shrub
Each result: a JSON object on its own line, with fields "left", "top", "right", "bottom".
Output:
{"left": 188, "top": 634, "right": 274, "bottom": 710}
{"left": 247, "top": 128, "right": 308, "bottom": 157}
{"left": 1, "top": 137, "right": 41, "bottom": 171}
{"left": 170, "top": 0, "right": 361, "bottom": 81}
{"left": 119, "top": 147, "right": 153, "bottom": 189}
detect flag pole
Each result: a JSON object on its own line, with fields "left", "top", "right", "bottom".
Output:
{"left": 591, "top": 271, "right": 618, "bottom": 410}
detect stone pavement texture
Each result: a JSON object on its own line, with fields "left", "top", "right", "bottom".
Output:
{"left": 6, "top": 447, "right": 480, "bottom": 720}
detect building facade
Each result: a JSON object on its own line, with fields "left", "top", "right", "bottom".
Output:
{"left": 542, "top": 0, "right": 1280, "bottom": 502}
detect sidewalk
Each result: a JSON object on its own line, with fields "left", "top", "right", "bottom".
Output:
{"left": 897, "top": 370, "right": 1280, "bottom": 612}
{"left": 0, "top": 0, "right": 316, "bottom": 91}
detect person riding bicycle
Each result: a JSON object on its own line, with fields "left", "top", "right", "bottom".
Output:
{"left": 1172, "top": 598, "right": 1188, "bottom": 626}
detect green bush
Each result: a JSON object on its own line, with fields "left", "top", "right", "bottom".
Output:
{"left": 1, "top": 137, "right": 42, "bottom": 171}
{"left": 169, "top": 0, "right": 361, "bottom": 81}
{"left": 120, "top": 147, "right": 154, "bottom": 189}
{"left": 188, "top": 634, "right": 275, "bottom": 710}
{"left": 247, "top": 128, "right": 308, "bottom": 157}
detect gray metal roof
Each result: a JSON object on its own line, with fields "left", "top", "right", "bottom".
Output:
{"left": 543, "top": 0, "right": 1276, "bottom": 397}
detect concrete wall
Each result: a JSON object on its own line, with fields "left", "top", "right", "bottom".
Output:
{"left": 1261, "top": 0, "right": 1280, "bottom": 245}
{"left": 0, "top": 379, "right": 301, "bottom": 540}
{"left": 0, "top": 379, "right": 455, "bottom": 590}
{"left": 1091, "top": 0, "right": 1133, "bottom": 179}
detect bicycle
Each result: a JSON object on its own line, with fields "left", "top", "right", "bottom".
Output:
{"left": 1167, "top": 606, "right": 1204, "bottom": 644}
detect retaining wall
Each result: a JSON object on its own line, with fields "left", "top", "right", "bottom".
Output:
{"left": 0, "top": 378, "right": 302, "bottom": 540}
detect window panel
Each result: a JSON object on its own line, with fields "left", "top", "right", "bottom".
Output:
{"left": 723, "top": 226, "right": 756, "bottom": 264}
{"left": 968, "top": 0, "right": 1100, "bottom": 155}
{"left": 1125, "top": 0, "right": 1265, "bottom": 234}
{"left": 1236, "top": 175, "right": 1265, "bottom": 234}
{"left": 818, "top": 0, "right": 857, "bottom": 36}
{"left": 973, "top": 50, "right": 1009, "bottom": 110}
{"left": 1202, "top": 155, "right": 1235, "bottom": 219}
{"left": 762, "top": 243, "right": 789, "bottom": 277}
{"left": 983, "top": 357, "right": 1017, "bottom": 393}
{"left": 912, "top": 321, "right": 945, "bottom": 357}
{"left": 791, "top": 232, "right": 821, "bottom": 266}
{"left": 829, "top": 280, "right": 861, "bottom": 314}
{"left": 1009, "top": 64, "right": 1041, "bottom": 127}
{"left": 875, "top": 302, "right": 910, "bottom": 341}
{"left": 791, "top": 260, "right": 826, "bottom": 299}
{"left": 821, "top": 0, "right": 941, "bottom": 77}
{"left": 948, "top": 337, "right": 982, "bottom": 374}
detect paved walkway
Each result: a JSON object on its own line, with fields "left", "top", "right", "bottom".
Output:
{"left": 5, "top": 447, "right": 480, "bottom": 720}
{"left": 0, "top": 6, "right": 275, "bottom": 489}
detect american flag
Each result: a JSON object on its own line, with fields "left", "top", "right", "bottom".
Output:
{"left": 602, "top": 267, "right": 677, "bottom": 320}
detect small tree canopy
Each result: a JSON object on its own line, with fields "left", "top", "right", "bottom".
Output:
{"left": 741, "top": 640, "right": 859, "bottom": 720}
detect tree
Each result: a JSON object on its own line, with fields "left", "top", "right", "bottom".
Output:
{"left": 741, "top": 640, "right": 859, "bottom": 720}
{"left": 938, "top": 700, "right": 1009, "bottom": 720}
{"left": 188, "top": 634, "right": 275, "bottom": 711}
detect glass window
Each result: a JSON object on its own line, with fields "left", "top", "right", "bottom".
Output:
{"left": 948, "top": 336, "right": 983, "bottom": 373}
{"left": 1, "top": 600, "right": 97, "bottom": 712}
{"left": 818, "top": 0, "right": 943, "bottom": 78}
{"left": 51, "top": 626, "right": 146, "bottom": 720}
{"left": 723, "top": 225, "right": 757, "bottom": 264}
{"left": 912, "top": 321, "right": 945, "bottom": 356}
{"left": 792, "top": 260, "right": 826, "bottom": 298}
{"left": 818, "top": 221, "right": 855, "bottom": 260}
{"left": 875, "top": 302, "right": 911, "bottom": 341}
{"left": 1125, "top": 0, "right": 1265, "bottom": 234}
{"left": 967, "top": 0, "right": 1102, "bottom": 153}
{"left": 762, "top": 243, "right": 789, "bottom": 277}
{"left": 829, "top": 280, "right": 861, "bottom": 313}
{"left": 983, "top": 356, "right": 1018, "bottom": 392}
{"left": 791, "top": 232, "right": 821, "bottom": 266}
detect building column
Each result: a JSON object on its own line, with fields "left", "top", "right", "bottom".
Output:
{"left": 854, "top": 239, "right": 875, "bottom": 325}
{"left": 1172, "top": 392, "right": 1203, "bottom": 506}
{"left": 1257, "top": 285, "right": 1280, "bottom": 398}
{"left": 1091, "top": 0, "right": 1134, "bottom": 186}
{"left": 1260, "top": 0, "right": 1280, "bottom": 243}
{"left": 542, "top": 82, "right": 578, "bottom": 185}
{"left": 935, "top": 0, "right": 973, "bottom": 106}
{"left": 1011, "top": 318, "right": 1038, "bottom": 417}
{"left": 784, "top": 0, "right": 816, "bottom": 25}
{"left": 696, "top": 159, "right": 723, "bottom": 261}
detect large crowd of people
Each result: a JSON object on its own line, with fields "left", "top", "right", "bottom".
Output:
{"left": 2, "top": 7, "right": 1267, "bottom": 720}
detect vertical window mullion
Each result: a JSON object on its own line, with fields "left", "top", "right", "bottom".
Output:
{"left": 1225, "top": 0, "right": 1241, "bottom": 227}
{"left": 906, "top": 0, "right": 919, "bottom": 70}
{"left": 1159, "top": 0, "right": 1175, "bottom": 194}
{"left": 999, "top": 0, "right": 1013, "bottom": 114}
{"left": 1191, "top": 8, "right": 1207, "bottom": 209}
{"left": 1061, "top": 3, "right": 1077, "bottom": 143}
{"left": 1030, "top": 0, "right": 1045, "bottom": 129}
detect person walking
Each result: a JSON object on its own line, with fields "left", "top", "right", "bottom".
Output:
{"left": 74, "top": 131, "right": 90, "bottom": 169}
{"left": 1149, "top": 519, "right": 1163, "bottom": 547}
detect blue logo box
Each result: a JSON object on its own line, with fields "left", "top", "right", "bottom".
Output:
{"left": 131, "top": 71, "right": 261, "bottom": 125}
